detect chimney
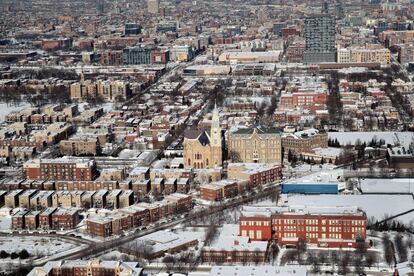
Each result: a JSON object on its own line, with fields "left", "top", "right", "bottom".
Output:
{"left": 233, "top": 240, "right": 239, "bottom": 246}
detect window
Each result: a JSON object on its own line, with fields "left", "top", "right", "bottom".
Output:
{"left": 256, "top": 230, "right": 262, "bottom": 239}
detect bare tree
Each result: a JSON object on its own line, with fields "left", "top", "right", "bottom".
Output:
{"left": 228, "top": 150, "right": 242, "bottom": 163}
{"left": 296, "top": 238, "right": 307, "bottom": 264}
{"left": 318, "top": 251, "right": 327, "bottom": 265}
{"left": 330, "top": 251, "right": 339, "bottom": 272}
{"left": 308, "top": 253, "right": 320, "bottom": 273}
{"left": 338, "top": 251, "right": 351, "bottom": 275}
{"left": 383, "top": 234, "right": 395, "bottom": 267}
{"left": 204, "top": 223, "right": 218, "bottom": 246}
{"left": 282, "top": 249, "right": 297, "bottom": 264}
{"left": 163, "top": 255, "right": 176, "bottom": 271}
{"left": 394, "top": 233, "right": 408, "bottom": 263}
{"left": 365, "top": 251, "right": 378, "bottom": 269}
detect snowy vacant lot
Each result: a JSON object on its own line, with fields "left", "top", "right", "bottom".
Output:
{"left": 328, "top": 132, "right": 414, "bottom": 147}
{"left": 283, "top": 194, "right": 414, "bottom": 224}
{"left": 0, "top": 102, "right": 31, "bottom": 122}
{"left": 0, "top": 236, "right": 77, "bottom": 256}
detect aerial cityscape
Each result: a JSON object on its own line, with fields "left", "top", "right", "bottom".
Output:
{"left": 1, "top": 0, "right": 414, "bottom": 275}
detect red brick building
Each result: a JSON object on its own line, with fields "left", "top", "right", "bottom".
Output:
{"left": 239, "top": 205, "right": 367, "bottom": 248}
{"left": 100, "top": 50, "right": 123, "bottom": 66}
{"left": 39, "top": 207, "right": 57, "bottom": 229}
{"left": 151, "top": 49, "right": 170, "bottom": 64}
{"left": 11, "top": 209, "right": 29, "bottom": 229}
{"left": 56, "top": 180, "right": 118, "bottom": 191}
{"left": 163, "top": 193, "right": 193, "bottom": 213}
{"left": 201, "top": 224, "right": 269, "bottom": 264}
{"left": 227, "top": 163, "right": 282, "bottom": 189}
{"left": 200, "top": 180, "right": 238, "bottom": 201}
{"left": 279, "top": 91, "right": 327, "bottom": 109}
{"left": 51, "top": 208, "right": 80, "bottom": 229}
{"left": 23, "top": 158, "right": 97, "bottom": 181}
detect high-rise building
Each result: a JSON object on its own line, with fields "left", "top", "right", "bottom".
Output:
{"left": 123, "top": 46, "right": 153, "bottom": 65}
{"left": 303, "top": 14, "right": 336, "bottom": 63}
{"left": 148, "top": 0, "right": 159, "bottom": 14}
{"left": 124, "top": 23, "right": 142, "bottom": 36}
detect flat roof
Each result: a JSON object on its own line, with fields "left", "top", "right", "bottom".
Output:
{"left": 209, "top": 265, "right": 307, "bottom": 276}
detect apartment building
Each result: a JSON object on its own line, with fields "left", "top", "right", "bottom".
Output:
{"left": 23, "top": 158, "right": 97, "bottom": 181}
{"left": 227, "top": 163, "right": 282, "bottom": 188}
{"left": 200, "top": 180, "right": 238, "bottom": 201}
{"left": 59, "top": 137, "right": 101, "bottom": 156}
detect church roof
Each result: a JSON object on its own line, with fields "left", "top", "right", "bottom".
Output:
{"left": 184, "top": 129, "right": 203, "bottom": 139}
{"left": 184, "top": 130, "right": 211, "bottom": 145}
{"left": 231, "top": 126, "right": 280, "bottom": 135}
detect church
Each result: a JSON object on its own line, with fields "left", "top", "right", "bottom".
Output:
{"left": 183, "top": 105, "right": 222, "bottom": 169}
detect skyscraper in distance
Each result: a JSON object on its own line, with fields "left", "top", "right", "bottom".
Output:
{"left": 148, "top": 0, "right": 160, "bottom": 14}
{"left": 303, "top": 14, "right": 336, "bottom": 63}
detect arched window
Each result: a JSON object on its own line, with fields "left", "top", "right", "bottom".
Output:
{"left": 188, "top": 158, "right": 191, "bottom": 165}
{"left": 206, "top": 159, "right": 209, "bottom": 166}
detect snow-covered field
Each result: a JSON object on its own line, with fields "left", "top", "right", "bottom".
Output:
{"left": 0, "top": 216, "right": 11, "bottom": 231}
{"left": 0, "top": 236, "right": 77, "bottom": 256}
{"left": 360, "top": 178, "right": 414, "bottom": 194}
{"left": 0, "top": 102, "right": 31, "bottom": 122}
{"left": 282, "top": 194, "right": 414, "bottom": 225}
{"left": 329, "top": 132, "right": 414, "bottom": 147}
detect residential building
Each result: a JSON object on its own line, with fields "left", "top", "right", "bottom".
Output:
{"left": 123, "top": 46, "right": 153, "bottom": 65}
{"left": 12, "top": 209, "right": 29, "bottom": 229}
{"left": 23, "top": 158, "right": 97, "bottom": 181}
{"left": 59, "top": 137, "right": 101, "bottom": 156}
{"left": 303, "top": 14, "right": 336, "bottom": 63}
{"left": 227, "top": 163, "right": 282, "bottom": 188}
{"left": 27, "top": 260, "right": 143, "bottom": 276}
{"left": 51, "top": 208, "right": 80, "bottom": 229}
{"left": 200, "top": 180, "right": 238, "bottom": 201}
{"left": 171, "top": 46, "right": 194, "bottom": 62}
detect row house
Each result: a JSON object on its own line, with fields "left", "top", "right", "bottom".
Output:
{"left": 227, "top": 163, "right": 283, "bottom": 189}
{"left": 200, "top": 180, "right": 239, "bottom": 202}
{"left": 55, "top": 180, "right": 118, "bottom": 191}
{"left": 12, "top": 207, "right": 80, "bottom": 230}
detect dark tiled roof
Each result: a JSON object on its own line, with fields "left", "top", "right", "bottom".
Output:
{"left": 184, "top": 130, "right": 211, "bottom": 145}
{"left": 184, "top": 130, "right": 203, "bottom": 139}
{"left": 232, "top": 126, "right": 280, "bottom": 135}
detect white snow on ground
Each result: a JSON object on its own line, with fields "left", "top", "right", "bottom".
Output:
{"left": 0, "top": 236, "right": 77, "bottom": 256}
{"left": 0, "top": 102, "right": 31, "bottom": 122}
{"left": 360, "top": 178, "right": 414, "bottom": 194}
{"left": 328, "top": 132, "right": 414, "bottom": 147}
{"left": 282, "top": 194, "right": 414, "bottom": 224}
{"left": 0, "top": 216, "right": 11, "bottom": 230}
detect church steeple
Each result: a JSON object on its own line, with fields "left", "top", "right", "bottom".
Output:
{"left": 210, "top": 102, "right": 221, "bottom": 147}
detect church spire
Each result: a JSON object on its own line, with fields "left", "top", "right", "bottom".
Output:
{"left": 210, "top": 102, "right": 221, "bottom": 147}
